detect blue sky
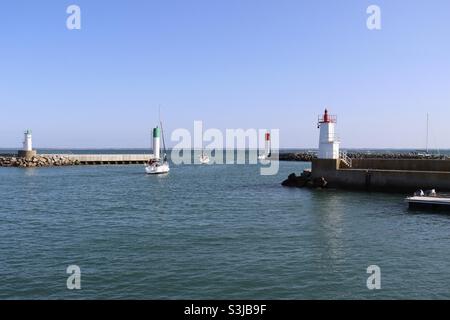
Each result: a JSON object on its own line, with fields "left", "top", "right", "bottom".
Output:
{"left": 1, "top": 0, "right": 449, "bottom": 149}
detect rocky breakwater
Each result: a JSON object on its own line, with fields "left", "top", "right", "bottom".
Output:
{"left": 346, "top": 152, "right": 448, "bottom": 160}
{"left": 281, "top": 169, "right": 328, "bottom": 189}
{"left": 279, "top": 153, "right": 316, "bottom": 162}
{"left": 279, "top": 152, "right": 448, "bottom": 161}
{"left": 0, "top": 155, "right": 80, "bottom": 168}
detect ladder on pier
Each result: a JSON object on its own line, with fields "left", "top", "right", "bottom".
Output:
{"left": 339, "top": 151, "right": 352, "bottom": 168}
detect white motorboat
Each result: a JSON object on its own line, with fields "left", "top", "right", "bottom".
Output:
{"left": 405, "top": 189, "right": 450, "bottom": 209}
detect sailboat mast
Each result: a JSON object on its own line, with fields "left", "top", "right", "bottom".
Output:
{"left": 160, "top": 120, "right": 167, "bottom": 157}
{"left": 201, "top": 125, "right": 204, "bottom": 156}
{"left": 426, "top": 113, "right": 429, "bottom": 154}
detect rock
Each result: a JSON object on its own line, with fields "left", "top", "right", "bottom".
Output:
{"left": 301, "top": 169, "right": 312, "bottom": 178}
{"left": 0, "top": 154, "right": 79, "bottom": 168}
{"left": 282, "top": 172, "right": 328, "bottom": 189}
{"left": 281, "top": 173, "right": 309, "bottom": 188}
{"left": 312, "top": 177, "right": 328, "bottom": 188}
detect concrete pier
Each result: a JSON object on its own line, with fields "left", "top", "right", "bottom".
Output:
{"left": 282, "top": 109, "right": 450, "bottom": 192}
{"left": 311, "top": 158, "right": 450, "bottom": 192}
{"left": 41, "top": 154, "right": 154, "bottom": 165}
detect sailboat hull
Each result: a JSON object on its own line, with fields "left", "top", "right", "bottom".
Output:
{"left": 199, "top": 155, "right": 210, "bottom": 164}
{"left": 258, "top": 155, "right": 267, "bottom": 160}
{"left": 145, "top": 162, "right": 170, "bottom": 174}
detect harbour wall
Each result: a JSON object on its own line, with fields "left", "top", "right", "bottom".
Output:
{"left": 0, "top": 154, "right": 154, "bottom": 168}
{"left": 311, "top": 159, "right": 450, "bottom": 192}
{"left": 43, "top": 154, "right": 154, "bottom": 165}
{"left": 351, "top": 159, "right": 450, "bottom": 172}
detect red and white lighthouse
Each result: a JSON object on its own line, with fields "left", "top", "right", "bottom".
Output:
{"left": 258, "top": 131, "right": 272, "bottom": 160}
{"left": 265, "top": 132, "right": 271, "bottom": 157}
{"left": 317, "top": 109, "right": 340, "bottom": 159}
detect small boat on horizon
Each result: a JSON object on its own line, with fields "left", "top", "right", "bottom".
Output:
{"left": 199, "top": 151, "right": 210, "bottom": 164}
{"left": 198, "top": 125, "right": 210, "bottom": 165}
{"left": 416, "top": 113, "right": 440, "bottom": 158}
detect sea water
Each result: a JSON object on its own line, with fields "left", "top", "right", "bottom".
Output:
{"left": 1, "top": 155, "right": 450, "bottom": 299}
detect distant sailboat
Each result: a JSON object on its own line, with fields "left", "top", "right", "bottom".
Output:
{"left": 426, "top": 113, "right": 430, "bottom": 155}
{"left": 145, "top": 120, "right": 170, "bottom": 174}
{"left": 199, "top": 126, "right": 210, "bottom": 164}
{"left": 199, "top": 151, "right": 210, "bottom": 164}
{"left": 417, "top": 113, "right": 433, "bottom": 157}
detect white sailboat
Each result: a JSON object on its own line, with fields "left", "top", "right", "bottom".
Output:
{"left": 145, "top": 121, "right": 170, "bottom": 174}
{"left": 145, "top": 157, "right": 170, "bottom": 174}
{"left": 198, "top": 126, "right": 210, "bottom": 164}
{"left": 417, "top": 113, "right": 436, "bottom": 158}
{"left": 199, "top": 151, "right": 210, "bottom": 164}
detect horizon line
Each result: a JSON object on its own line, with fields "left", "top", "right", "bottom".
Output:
{"left": 1, "top": 147, "right": 449, "bottom": 151}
